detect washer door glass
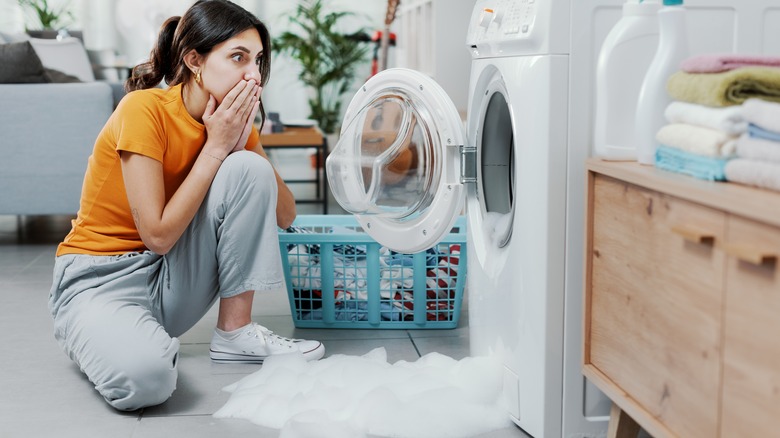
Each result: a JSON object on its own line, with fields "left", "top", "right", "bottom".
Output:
{"left": 327, "top": 68, "right": 466, "bottom": 253}
{"left": 328, "top": 93, "right": 436, "bottom": 218}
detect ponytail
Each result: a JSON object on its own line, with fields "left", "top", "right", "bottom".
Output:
{"left": 125, "top": 17, "right": 181, "bottom": 92}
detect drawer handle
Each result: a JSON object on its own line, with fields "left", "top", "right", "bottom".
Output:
{"left": 671, "top": 225, "right": 716, "bottom": 245}
{"left": 724, "top": 244, "right": 778, "bottom": 266}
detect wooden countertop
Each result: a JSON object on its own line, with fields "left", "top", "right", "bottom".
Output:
{"left": 587, "top": 158, "right": 780, "bottom": 228}
{"left": 258, "top": 126, "right": 324, "bottom": 147}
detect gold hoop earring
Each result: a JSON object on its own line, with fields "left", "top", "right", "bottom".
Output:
{"left": 195, "top": 70, "right": 201, "bottom": 85}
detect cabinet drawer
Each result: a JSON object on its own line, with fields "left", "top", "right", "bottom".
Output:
{"left": 587, "top": 175, "right": 725, "bottom": 438}
{"left": 721, "top": 215, "right": 780, "bottom": 437}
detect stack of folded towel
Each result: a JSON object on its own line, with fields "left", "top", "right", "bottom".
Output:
{"left": 656, "top": 54, "right": 780, "bottom": 181}
{"left": 655, "top": 102, "right": 742, "bottom": 181}
{"left": 724, "top": 98, "right": 780, "bottom": 192}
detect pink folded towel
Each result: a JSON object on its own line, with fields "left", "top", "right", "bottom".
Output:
{"left": 681, "top": 54, "right": 780, "bottom": 74}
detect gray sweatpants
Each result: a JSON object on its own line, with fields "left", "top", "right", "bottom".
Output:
{"left": 48, "top": 151, "right": 284, "bottom": 411}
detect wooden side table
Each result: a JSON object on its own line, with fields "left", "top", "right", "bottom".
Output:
{"left": 259, "top": 126, "right": 329, "bottom": 214}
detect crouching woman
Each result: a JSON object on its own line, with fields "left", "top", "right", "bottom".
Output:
{"left": 48, "top": 0, "right": 324, "bottom": 411}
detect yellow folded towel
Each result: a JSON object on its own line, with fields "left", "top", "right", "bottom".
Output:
{"left": 667, "top": 66, "right": 780, "bottom": 107}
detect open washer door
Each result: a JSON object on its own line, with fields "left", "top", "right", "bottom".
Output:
{"left": 326, "top": 68, "right": 467, "bottom": 254}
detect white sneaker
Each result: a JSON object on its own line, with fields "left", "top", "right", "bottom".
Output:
{"left": 210, "top": 323, "right": 325, "bottom": 364}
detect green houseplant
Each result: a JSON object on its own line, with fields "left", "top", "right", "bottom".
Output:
{"left": 17, "top": 0, "right": 72, "bottom": 30}
{"left": 273, "top": 0, "right": 369, "bottom": 134}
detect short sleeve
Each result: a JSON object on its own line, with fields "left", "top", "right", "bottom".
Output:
{"left": 113, "top": 91, "right": 166, "bottom": 162}
{"left": 245, "top": 125, "right": 260, "bottom": 151}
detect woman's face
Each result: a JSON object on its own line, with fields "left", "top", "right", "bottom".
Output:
{"left": 200, "top": 28, "right": 264, "bottom": 103}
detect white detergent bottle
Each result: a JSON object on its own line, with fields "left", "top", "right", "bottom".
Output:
{"left": 634, "top": 0, "right": 688, "bottom": 165}
{"left": 594, "top": 0, "right": 661, "bottom": 161}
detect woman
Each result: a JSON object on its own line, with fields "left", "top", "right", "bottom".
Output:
{"left": 48, "top": 0, "right": 324, "bottom": 411}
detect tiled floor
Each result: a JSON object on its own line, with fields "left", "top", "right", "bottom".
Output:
{"left": 0, "top": 154, "right": 530, "bottom": 437}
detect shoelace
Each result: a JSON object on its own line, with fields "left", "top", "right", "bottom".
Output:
{"left": 248, "top": 324, "right": 295, "bottom": 349}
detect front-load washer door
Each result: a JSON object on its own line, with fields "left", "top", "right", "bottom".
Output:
{"left": 327, "top": 68, "right": 466, "bottom": 253}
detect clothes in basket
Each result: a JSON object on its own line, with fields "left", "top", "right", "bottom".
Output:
{"left": 284, "top": 225, "right": 461, "bottom": 323}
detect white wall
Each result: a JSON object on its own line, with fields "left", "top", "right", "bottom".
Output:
{"left": 395, "top": 0, "right": 473, "bottom": 115}
{"left": 0, "top": 0, "right": 25, "bottom": 33}
{"left": 1, "top": 0, "right": 81, "bottom": 33}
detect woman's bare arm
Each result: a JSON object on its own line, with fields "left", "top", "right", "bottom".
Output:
{"left": 121, "top": 152, "right": 222, "bottom": 255}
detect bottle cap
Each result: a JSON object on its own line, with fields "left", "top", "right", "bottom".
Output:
{"left": 625, "top": 0, "right": 661, "bottom": 15}
{"left": 663, "top": 0, "right": 683, "bottom": 5}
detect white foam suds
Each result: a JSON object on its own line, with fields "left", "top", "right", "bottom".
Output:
{"left": 214, "top": 348, "right": 511, "bottom": 437}
{"left": 483, "top": 212, "right": 513, "bottom": 246}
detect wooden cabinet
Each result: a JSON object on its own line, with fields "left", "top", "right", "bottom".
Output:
{"left": 721, "top": 215, "right": 780, "bottom": 436}
{"left": 588, "top": 176, "right": 724, "bottom": 438}
{"left": 583, "top": 159, "right": 780, "bottom": 438}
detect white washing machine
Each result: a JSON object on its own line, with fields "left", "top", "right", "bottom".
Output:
{"left": 328, "top": 3, "right": 607, "bottom": 437}
{"left": 326, "top": 1, "right": 780, "bottom": 437}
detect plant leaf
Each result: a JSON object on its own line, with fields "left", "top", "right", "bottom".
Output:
{"left": 271, "top": 0, "right": 369, "bottom": 133}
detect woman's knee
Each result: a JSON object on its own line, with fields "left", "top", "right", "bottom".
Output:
{"left": 213, "top": 151, "right": 277, "bottom": 204}
{"left": 97, "top": 338, "right": 180, "bottom": 411}
{"left": 221, "top": 150, "right": 275, "bottom": 184}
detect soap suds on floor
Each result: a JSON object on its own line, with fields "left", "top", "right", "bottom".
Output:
{"left": 214, "top": 348, "right": 510, "bottom": 438}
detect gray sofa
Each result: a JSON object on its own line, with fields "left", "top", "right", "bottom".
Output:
{"left": 0, "top": 33, "right": 121, "bottom": 216}
{"left": 0, "top": 82, "right": 113, "bottom": 215}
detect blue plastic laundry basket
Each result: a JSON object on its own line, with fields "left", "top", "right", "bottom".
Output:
{"left": 278, "top": 215, "right": 467, "bottom": 329}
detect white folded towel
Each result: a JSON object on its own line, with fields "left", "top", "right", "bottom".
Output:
{"left": 656, "top": 123, "right": 738, "bottom": 157}
{"left": 664, "top": 101, "right": 746, "bottom": 135}
{"left": 725, "top": 159, "right": 780, "bottom": 192}
{"left": 742, "top": 98, "right": 780, "bottom": 134}
{"left": 736, "top": 133, "right": 780, "bottom": 164}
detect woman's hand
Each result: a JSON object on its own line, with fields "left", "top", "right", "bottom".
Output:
{"left": 202, "top": 80, "right": 261, "bottom": 159}
{"left": 231, "top": 86, "right": 262, "bottom": 153}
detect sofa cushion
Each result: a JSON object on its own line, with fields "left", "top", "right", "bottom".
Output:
{"left": 29, "top": 37, "right": 95, "bottom": 82}
{"left": 44, "top": 68, "right": 82, "bottom": 83}
{"left": 0, "top": 41, "right": 48, "bottom": 83}
{"left": 0, "top": 32, "right": 30, "bottom": 44}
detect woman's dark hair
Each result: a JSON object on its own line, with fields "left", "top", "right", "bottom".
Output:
{"left": 125, "top": 0, "right": 271, "bottom": 126}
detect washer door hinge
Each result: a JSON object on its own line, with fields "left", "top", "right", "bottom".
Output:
{"left": 460, "top": 144, "right": 477, "bottom": 184}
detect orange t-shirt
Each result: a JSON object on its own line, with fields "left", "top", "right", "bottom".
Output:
{"left": 57, "top": 83, "right": 260, "bottom": 256}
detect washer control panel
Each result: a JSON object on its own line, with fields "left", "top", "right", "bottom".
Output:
{"left": 488, "top": 1, "right": 536, "bottom": 36}
{"left": 467, "top": 0, "right": 562, "bottom": 58}
{"left": 471, "top": 0, "right": 538, "bottom": 40}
